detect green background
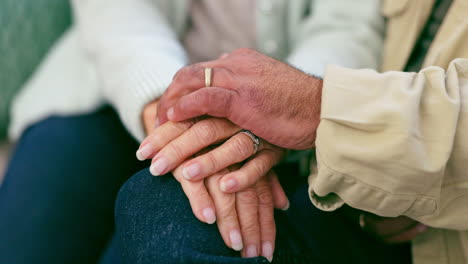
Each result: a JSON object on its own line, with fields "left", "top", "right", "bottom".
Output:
{"left": 0, "top": 0, "right": 71, "bottom": 140}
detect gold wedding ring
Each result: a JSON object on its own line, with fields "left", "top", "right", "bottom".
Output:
{"left": 204, "top": 67, "right": 212, "bottom": 87}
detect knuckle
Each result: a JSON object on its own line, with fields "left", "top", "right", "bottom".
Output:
{"left": 217, "top": 200, "right": 237, "bottom": 219}
{"left": 166, "top": 142, "right": 185, "bottom": 160}
{"left": 173, "top": 120, "right": 194, "bottom": 132}
{"left": 172, "top": 67, "right": 187, "bottom": 82}
{"left": 256, "top": 186, "right": 273, "bottom": 207}
{"left": 231, "top": 136, "right": 254, "bottom": 160}
{"left": 174, "top": 65, "right": 200, "bottom": 82}
{"left": 148, "top": 131, "right": 163, "bottom": 144}
{"left": 241, "top": 220, "right": 260, "bottom": 235}
{"left": 193, "top": 120, "right": 221, "bottom": 144}
{"left": 202, "top": 152, "right": 219, "bottom": 172}
{"left": 206, "top": 172, "right": 222, "bottom": 187}
{"left": 146, "top": 140, "right": 159, "bottom": 153}
{"left": 188, "top": 182, "right": 207, "bottom": 197}
{"left": 237, "top": 188, "right": 259, "bottom": 205}
{"left": 253, "top": 156, "right": 271, "bottom": 175}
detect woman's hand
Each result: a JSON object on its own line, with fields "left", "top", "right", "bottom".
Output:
{"left": 137, "top": 117, "right": 286, "bottom": 194}
{"left": 172, "top": 164, "right": 282, "bottom": 262}
{"left": 139, "top": 103, "right": 287, "bottom": 261}
{"left": 142, "top": 99, "right": 159, "bottom": 135}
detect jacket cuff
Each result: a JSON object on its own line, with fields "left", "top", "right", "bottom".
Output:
{"left": 309, "top": 64, "right": 438, "bottom": 217}
{"left": 308, "top": 152, "right": 422, "bottom": 216}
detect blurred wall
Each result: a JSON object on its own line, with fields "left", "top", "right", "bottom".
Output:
{"left": 0, "top": 0, "right": 72, "bottom": 140}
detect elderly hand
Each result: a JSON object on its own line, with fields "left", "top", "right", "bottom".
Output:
{"left": 142, "top": 99, "right": 159, "bottom": 135}
{"left": 156, "top": 48, "right": 323, "bottom": 150}
{"left": 360, "top": 213, "right": 428, "bottom": 244}
{"left": 139, "top": 102, "right": 288, "bottom": 261}
{"left": 138, "top": 117, "right": 286, "bottom": 194}
{"left": 172, "top": 164, "right": 282, "bottom": 261}
{"left": 141, "top": 101, "right": 287, "bottom": 195}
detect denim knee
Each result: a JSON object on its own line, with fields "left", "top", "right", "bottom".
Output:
{"left": 114, "top": 170, "right": 265, "bottom": 264}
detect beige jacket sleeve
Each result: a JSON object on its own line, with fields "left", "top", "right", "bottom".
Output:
{"left": 310, "top": 59, "right": 468, "bottom": 230}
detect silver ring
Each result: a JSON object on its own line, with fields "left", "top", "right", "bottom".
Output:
{"left": 238, "top": 129, "right": 260, "bottom": 155}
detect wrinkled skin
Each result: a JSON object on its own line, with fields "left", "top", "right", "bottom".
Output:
{"left": 157, "top": 48, "right": 323, "bottom": 150}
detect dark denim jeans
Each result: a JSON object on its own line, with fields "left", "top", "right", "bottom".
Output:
{"left": 0, "top": 107, "right": 145, "bottom": 264}
{"left": 0, "top": 107, "right": 411, "bottom": 264}
{"left": 110, "top": 169, "right": 411, "bottom": 264}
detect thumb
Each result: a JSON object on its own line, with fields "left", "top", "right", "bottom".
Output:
{"left": 156, "top": 93, "right": 171, "bottom": 126}
{"left": 167, "top": 87, "right": 236, "bottom": 122}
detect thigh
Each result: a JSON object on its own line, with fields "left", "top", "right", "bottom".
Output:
{"left": 113, "top": 168, "right": 411, "bottom": 264}
{"left": 113, "top": 169, "right": 269, "bottom": 264}
{"left": 273, "top": 184, "right": 412, "bottom": 264}
{"left": 0, "top": 107, "right": 144, "bottom": 264}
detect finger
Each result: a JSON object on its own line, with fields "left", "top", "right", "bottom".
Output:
{"left": 172, "top": 164, "right": 216, "bottom": 224}
{"left": 206, "top": 171, "right": 243, "bottom": 251}
{"left": 363, "top": 215, "right": 418, "bottom": 237}
{"left": 219, "top": 149, "right": 283, "bottom": 193}
{"left": 256, "top": 179, "right": 276, "bottom": 262}
{"left": 181, "top": 131, "right": 262, "bottom": 181}
{"left": 166, "top": 87, "right": 237, "bottom": 122}
{"left": 157, "top": 64, "right": 231, "bottom": 124}
{"left": 157, "top": 65, "right": 206, "bottom": 125}
{"left": 142, "top": 100, "right": 159, "bottom": 134}
{"left": 268, "top": 171, "right": 289, "bottom": 210}
{"left": 136, "top": 120, "right": 194, "bottom": 161}
{"left": 218, "top": 53, "right": 230, "bottom": 59}
{"left": 236, "top": 187, "right": 261, "bottom": 258}
{"left": 383, "top": 224, "right": 428, "bottom": 244}
{"left": 149, "top": 118, "right": 240, "bottom": 176}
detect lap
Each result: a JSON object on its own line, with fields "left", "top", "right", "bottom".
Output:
{"left": 114, "top": 169, "right": 267, "bottom": 264}
{"left": 113, "top": 168, "right": 411, "bottom": 264}
{"left": 0, "top": 107, "right": 144, "bottom": 264}
{"left": 274, "top": 184, "right": 411, "bottom": 263}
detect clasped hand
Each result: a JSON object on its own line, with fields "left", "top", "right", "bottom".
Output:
{"left": 137, "top": 100, "right": 288, "bottom": 261}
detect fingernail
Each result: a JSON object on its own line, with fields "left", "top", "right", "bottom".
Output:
{"left": 229, "top": 230, "right": 243, "bottom": 251}
{"left": 183, "top": 163, "right": 201, "bottom": 180}
{"left": 281, "top": 200, "right": 290, "bottom": 211}
{"left": 262, "top": 242, "right": 273, "bottom": 262}
{"left": 202, "top": 208, "right": 216, "bottom": 224}
{"left": 167, "top": 107, "right": 174, "bottom": 120}
{"left": 150, "top": 157, "right": 168, "bottom": 176}
{"left": 220, "top": 178, "right": 237, "bottom": 192}
{"left": 416, "top": 224, "right": 428, "bottom": 233}
{"left": 246, "top": 245, "right": 258, "bottom": 258}
{"left": 136, "top": 144, "right": 153, "bottom": 161}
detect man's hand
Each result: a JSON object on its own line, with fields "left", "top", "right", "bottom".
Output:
{"left": 156, "top": 48, "right": 323, "bottom": 150}
{"left": 361, "top": 214, "right": 428, "bottom": 244}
